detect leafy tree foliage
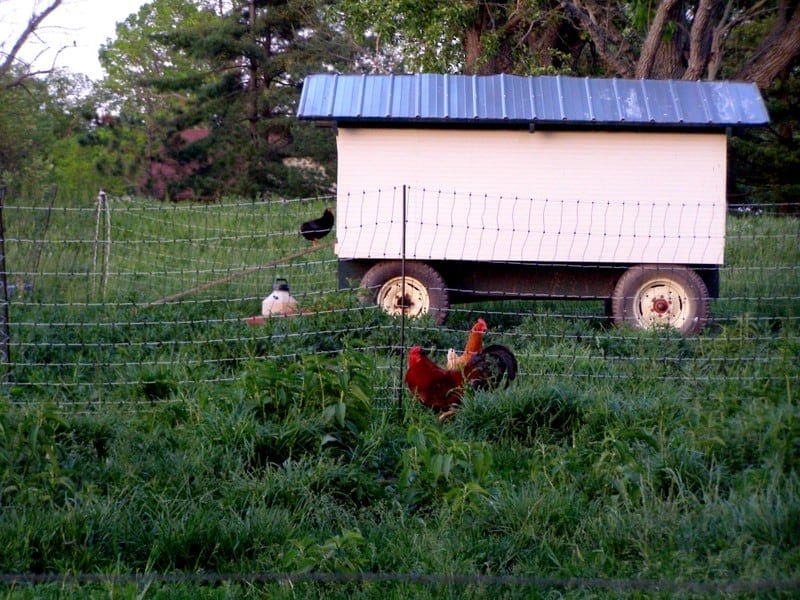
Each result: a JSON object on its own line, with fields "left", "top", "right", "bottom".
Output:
{"left": 0, "top": 0, "right": 63, "bottom": 196}
{"left": 337, "top": 0, "right": 800, "bottom": 83}
{"left": 337, "top": 0, "right": 800, "bottom": 208}
{"left": 0, "top": 68, "right": 55, "bottom": 196}
{"left": 730, "top": 72, "right": 800, "bottom": 212}
{"left": 0, "top": 67, "right": 108, "bottom": 198}
{"left": 103, "top": 0, "right": 354, "bottom": 199}
{"left": 1, "top": 0, "right": 797, "bottom": 205}
{"left": 334, "top": 0, "right": 577, "bottom": 75}
{"left": 98, "top": 0, "right": 218, "bottom": 198}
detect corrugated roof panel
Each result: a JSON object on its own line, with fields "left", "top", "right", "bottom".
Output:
{"left": 420, "top": 73, "right": 444, "bottom": 118}
{"left": 707, "top": 81, "right": 744, "bottom": 123}
{"left": 359, "top": 75, "right": 387, "bottom": 118}
{"left": 643, "top": 79, "right": 678, "bottom": 123}
{"left": 473, "top": 76, "right": 489, "bottom": 118}
{"left": 672, "top": 81, "right": 708, "bottom": 123}
{"left": 531, "top": 76, "right": 560, "bottom": 121}
{"left": 612, "top": 79, "right": 646, "bottom": 121}
{"left": 297, "top": 72, "right": 335, "bottom": 117}
{"left": 586, "top": 78, "right": 620, "bottom": 122}
{"left": 392, "top": 75, "right": 417, "bottom": 118}
{"left": 475, "top": 75, "right": 501, "bottom": 119}
{"left": 560, "top": 76, "right": 594, "bottom": 121}
{"left": 297, "top": 73, "right": 769, "bottom": 128}
{"left": 330, "top": 75, "right": 358, "bottom": 117}
{"left": 504, "top": 76, "right": 533, "bottom": 120}
{"left": 731, "top": 81, "right": 769, "bottom": 123}
{"left": 447, "top": 75, "right": 469, "bottom": 118}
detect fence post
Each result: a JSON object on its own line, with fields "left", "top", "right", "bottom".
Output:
{"left": 398, "top": 184, "right": 407, "bottom": 415}
{"left": 0, "top": 184, "right": 10, "bottom": 383}
{"left": 92, "top": 189, "right": 111, "bottom": 298}
{"left": 28, "top": 186, "right": 57, "bottom": 291}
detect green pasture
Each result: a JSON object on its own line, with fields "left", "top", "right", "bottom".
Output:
{"left": 0, "top": 197, "right": 798, "bottom": 597}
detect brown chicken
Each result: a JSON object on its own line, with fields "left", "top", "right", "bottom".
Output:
{"left": 405, "top": 341, "right": 518, "bottom": 421}
{"left": 446, "top": 317, "right": 487, "bottom": 369}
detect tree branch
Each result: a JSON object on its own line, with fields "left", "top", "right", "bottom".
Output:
{"left": 684, "top": 0, "right": 716, "bottom": 80}
{"left": 0, "top": 0, "right": 63, "bottom": 82}
{"left": 706, "top": 0, "right": 769, "bottom": 80}
{"left": 735, "top": 2, "right": 800, "bottom": 88}
{"left": 559, "top": 0, "right": 635, "bottom": 77}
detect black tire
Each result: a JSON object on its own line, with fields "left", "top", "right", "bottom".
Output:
{"left": 611, "top": 265, "right": 710, "bottom": 335}
{"left": 360, "top": 261, "right": 450, "bottom": 325}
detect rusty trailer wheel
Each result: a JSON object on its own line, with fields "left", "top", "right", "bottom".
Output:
{"left": 360, "top": 261, "right": 449, "bottom": 325}
{"left": 611, "top": 265, "right": 710, "bottom": 335}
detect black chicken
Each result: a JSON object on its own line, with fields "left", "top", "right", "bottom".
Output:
{"left": 299, "top": 208, "right": 334, "bottom": 244}
{"left": 464, "top": 344, "right": 518, "bottom": 391}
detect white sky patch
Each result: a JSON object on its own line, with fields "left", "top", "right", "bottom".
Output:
{"left": 0, "top": 0, "right": 149, "bottom": 79}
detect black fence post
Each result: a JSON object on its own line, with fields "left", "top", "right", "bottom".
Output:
{"left": 398, "top": 184, "right": 407, "bottom": 415}
{"left": 0, "top": 184, "right": 10, "bottom": 383}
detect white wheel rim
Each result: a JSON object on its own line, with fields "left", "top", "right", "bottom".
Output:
{"left": 376, "top": 276, "right": 430, "bottom": 318}
{"left": 633, "top": 279, "right": 691, "bottom": 329}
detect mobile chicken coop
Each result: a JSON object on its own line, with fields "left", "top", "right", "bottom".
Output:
{"left": 297, "top": 73, "right": 769, "bottom": 334}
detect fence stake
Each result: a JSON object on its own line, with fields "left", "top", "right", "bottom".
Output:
{"left": 398, "top": 184, "right": 406, "bottom": 415}
{"left": 92, "top": 189, "right": 110, "bottom": 299}
{"left": 0, "top": 185, "right": 9, "bottom": 383}
{"left": 103, "top": 191, "right": 111, "bottom": 292}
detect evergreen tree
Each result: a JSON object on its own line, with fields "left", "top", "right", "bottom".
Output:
{"left": 150, "top": 0, "right": 352, "bottom": 199}
{"left": 99, "top": 0, "right": 218, "bottom": 199}
{"left": 730, "top": 72, "right": 800, "bottom": 213}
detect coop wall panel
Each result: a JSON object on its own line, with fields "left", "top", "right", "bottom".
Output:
{"left": 335, "top": 128, "right": 727, "bottom": 265}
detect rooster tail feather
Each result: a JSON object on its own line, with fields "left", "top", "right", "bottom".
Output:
{"left": 466, "top": 344, "right": 518, "bottom": 390}
{"left": 484, "top": 344, "right": 518, "bottom": 382}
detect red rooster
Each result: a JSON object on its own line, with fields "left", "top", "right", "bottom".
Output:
{"left": 405, "top": 346, "right": 466, "bottom": 416}
{"left": 405, "top": 339, "right": 518, "bottom": 421}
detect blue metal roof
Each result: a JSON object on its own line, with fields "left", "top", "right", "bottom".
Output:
{"left": 297, "top": 73, "right": 769, "bottom": 128}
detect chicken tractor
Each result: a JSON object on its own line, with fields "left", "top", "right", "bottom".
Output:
{"left": 297, "top": 74, "right": 769, "bottom": 335}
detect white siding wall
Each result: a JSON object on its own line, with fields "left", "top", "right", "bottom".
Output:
{"left": 335, "top": 128, "right": 727, "bottom": 265}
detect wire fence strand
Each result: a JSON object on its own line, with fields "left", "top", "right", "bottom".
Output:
{"left": 1, "top": 570, "right": 799, "bottom": 594}
{"left": 0, "top": 193, "right": 798, "bottom": 407}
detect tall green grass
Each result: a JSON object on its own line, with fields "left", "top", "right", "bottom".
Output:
{"left": 0, "top": 199, "right": 798, "bottom": 597}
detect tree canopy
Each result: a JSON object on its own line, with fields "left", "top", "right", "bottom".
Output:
{"left": 103, "top": 0, "right": 355, "bottom": 199}
{"left": 337, "top": 0, "right": 800, "bottom": 83}
{"left": 0, "top": 0, "right": 797, "bottom": 205}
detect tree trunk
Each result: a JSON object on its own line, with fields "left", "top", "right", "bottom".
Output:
{"left": 735, "top": 3, "right": 800, "bottom": 88}
{"left": 248, "top": 0, "right": 259, "bottom": 139}
{"left": 464, "top": 26, "right": 483, "bottom": 75}
{"left": 636, "top": 0, "right": 682, "bottom": 78}
{"left": 706, "top": 0, "right": 736, "bottom": 81}
{"left": 685, "top": 0, "right": 718, "bottom": 80}
{"left": 652, "top": 25, "right": 688, "bottom": 78}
